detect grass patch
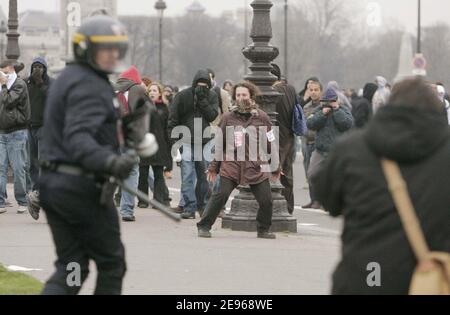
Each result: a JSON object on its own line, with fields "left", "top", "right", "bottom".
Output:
{"left": 0, "top": 264, "right": 43, "bottom": 295}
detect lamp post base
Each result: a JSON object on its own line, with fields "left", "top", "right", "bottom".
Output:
{"left": 222, "top": 184, "right": 297, "bottom": 233}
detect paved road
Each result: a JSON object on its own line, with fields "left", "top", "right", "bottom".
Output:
{"left": 0, "top": 157, "right": 342, "bottom": 295}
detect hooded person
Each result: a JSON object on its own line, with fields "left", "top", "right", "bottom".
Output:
{"left": 372, "top": 76, "right": 391, "bottom": 114}
{"left": 436, "top": 85, "right": 450, "bottom": 125}
{"left": 26, "top": 57, "right": 54, "bottom": 220}
{"left": 327, "top": 81, "right": 352, "bottom": 110}
{"left": 114, "top": 66, "right": 152, "bottom": 222}
{"left": 313, "top": 77, "right": 450, "bottom": 294}
{"left": 351, "top": 83, "right": 378, "bottom": 129}
{"left": 167, "top": 69, "right": 219, "bottom": 219}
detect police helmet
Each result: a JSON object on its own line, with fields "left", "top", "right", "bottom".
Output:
{"left": 73, "top": 15, "right": 128, "bottom": 74}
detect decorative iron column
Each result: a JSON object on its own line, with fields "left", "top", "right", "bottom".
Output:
{"left": 6, "top": 0, "right": 20, "bottom": 60}
{"left": 222, "top": 0, "right": 297, "bottom": 233}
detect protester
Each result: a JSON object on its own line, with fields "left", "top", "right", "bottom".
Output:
{"left": 167, "top": 69, "right": 219, "bottom": 219}
{"left": 25, "top": 57, "right": 54, "bottom": 220}
{"left": 114, "top": 65, "right": 147, "bottom": 221}
{"left": 351, "top": 83, "right": 378, "bottom": 129}
{"left": 0, "top": 59, "right": 31, "bottom": 214}
{"left": 313, "top": 77, "right": 450, "bottom": 294}
{"left": 142, "top": 82, "right": 172, "bottom": 207}
{"left": 197, "top": 81, "right": 280, "bottom": 239}
{"left": 271, "top": 64, "right": 297, "bottom": 214}
{"left": 301, "top": 80, "right": 322, "bottom": 209}
{"left": 306, "top": 87, "right": 354, "bottom": 209}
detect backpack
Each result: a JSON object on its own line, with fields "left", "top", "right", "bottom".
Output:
{"left": 382, "top": 159, "right": 450, "bottom": 295}
{"left": 292, "top": 103, "right": 308, "bottom": 136}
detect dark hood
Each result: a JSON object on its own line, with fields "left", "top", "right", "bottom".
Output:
{"left": 30, "top": 56, "right": 49, "bottom": 81}
{"left": 366, "top": 105, "right": 449, "bottom": 163}
{"left": 363, "top": 83, "right": 378, "bottom": 103}
{"left": 192, "top": 69, "right": 212, "bottom": 89}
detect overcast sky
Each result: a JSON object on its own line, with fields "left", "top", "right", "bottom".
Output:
{"left": 0, "top": 0, "right": 448, "bottom": 32}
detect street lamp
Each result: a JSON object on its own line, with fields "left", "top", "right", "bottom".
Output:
{"left": 284, "top": 0, "right": 288, "bottom": 79}
{"left": 0, "top": 21, "right": 7, "bottom": 61}
{"left": 417, "top": 0, "right": 421, "bottom": 53}
{"left": 223, "top": 0, "right": 297, "bottom": 233}
{"left": 6, "top": 0, "right": 20, "bottom": 61}
{"left": 155, "top": 0, "right": 167, "bottom": 83}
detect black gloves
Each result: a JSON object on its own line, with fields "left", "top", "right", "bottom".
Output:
{"left": 106, "top": 155, "right": 138, "bottom": 180}
{"left": 195, "top": 86, "right": 209, "bottom": 100}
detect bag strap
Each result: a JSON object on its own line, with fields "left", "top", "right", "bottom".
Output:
{"left": 381, "top": 159, "right": 430, "bottom": 262}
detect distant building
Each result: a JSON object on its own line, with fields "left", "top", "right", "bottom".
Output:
{"left": 18, "top": 10, "right": 60, "bottom": 75}
{"left": 186, "top": 0, "right": 206, "bottom": 16}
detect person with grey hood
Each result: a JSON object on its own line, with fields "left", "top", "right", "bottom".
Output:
{"left": 168, "top": 69, "right": 219, "bottom": 219}
{"left": 327, "top": 81, "right": 352, "bottom": 110}
{"left": 26, "top": 57, "right": 54, "bottom": 220}
{"left": 372, "top": 76, "right": 391, "bottom": 114}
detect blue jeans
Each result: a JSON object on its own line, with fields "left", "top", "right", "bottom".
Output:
{"left": 120, "top": 163, "right": 139, "bottom": 217}
{"left": 180, "top": 144, "right": 208, "bottom": 213}
{"left": 0, "top": 130, "right": 28, "bottom": 207}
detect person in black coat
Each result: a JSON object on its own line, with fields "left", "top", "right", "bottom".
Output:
{"left": 167, "top": 69, "right": 219, "bottom": 219}
{"left": 351, "top": 83, "right": 377, "bottom": 129}
{"left": 138, "top": 82, "right": 172, "bottom": 208}
{"left": 313, "top": 77, "right": 450, "bottom": 295}
{"left": 26, "top": 57, "right": 54, "bottom": 220}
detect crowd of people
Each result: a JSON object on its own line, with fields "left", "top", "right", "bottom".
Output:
{"left": 0, "top": 14, "right": 449, "bottom": 295}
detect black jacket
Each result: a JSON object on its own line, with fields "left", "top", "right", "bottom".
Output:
{"left": 27, "top": 57, "right": 53, "bottom": 128}
{"left": 41, "top": 63, "right": 120, "bottom": 174}
{"left": 313, "top": 105, "right": 450, "bottom": 295}
{"left": 168, "top": 70, "right": 219, "bottom": 146}
{"left": 351, "top": 83, "right": 377, "bottom": 129}
{"left": 0, "top": 77, "right": 30, "bottom": 133}
{"left": 142, "top": 101, "right": 172, "bottom": 170}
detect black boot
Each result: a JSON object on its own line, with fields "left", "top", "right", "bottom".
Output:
{"left": 257, "top": 231, "right": 276, "bottom": 239}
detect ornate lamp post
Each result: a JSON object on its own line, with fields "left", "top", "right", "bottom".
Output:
{"left": 155, "top": 0, "right": 167, "bottom": 83}
{"left": 222, "top": 0, "right": 297, "bottom": 233}
{"left": 6, "top": 0, "right": 20, "bottom": 60}
{"left": 0, "top": 21, "right": 7, "bottom": 61}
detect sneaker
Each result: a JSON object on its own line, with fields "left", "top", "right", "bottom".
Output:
{"left": 17, "top": 206, "right": 27, "bottom": 214}
{"left": 0, "top": 208, "right": 6, "bottom": 214}
{"left": 27, "top": 191, "right": 41, "bottom": 221}
{"left": 180, "top": 212, "right": 195, "bottom": 220}
{"left": 5, "top": 201, "right": 13, "bottom": 208}
{"left": 310, "top": 202, "right": 322, "bottom": 210}
{"left": 198, "top": 229, "right": 212, "bottom": 238}
{"left": 137, "top": 202, "right": 149, "bottom": 209}
{"left": 171, "top": 206, "right": 184, "bottom": 214}
{"left": 301, "top": 202, "right": 313, "bottom": 209}
{"left": 257, "top": 231, "right": 276, "bottom": 239}
{"left": 122, "top": 216, "right": 136, "bottom": 222}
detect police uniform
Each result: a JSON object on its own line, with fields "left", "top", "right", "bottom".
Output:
{"left": 39, "top": 16, "right": 131, "bottom": 295}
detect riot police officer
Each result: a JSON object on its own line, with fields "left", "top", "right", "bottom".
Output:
{"left": 39, "top": 16, "right": 135, "bottom": 295}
